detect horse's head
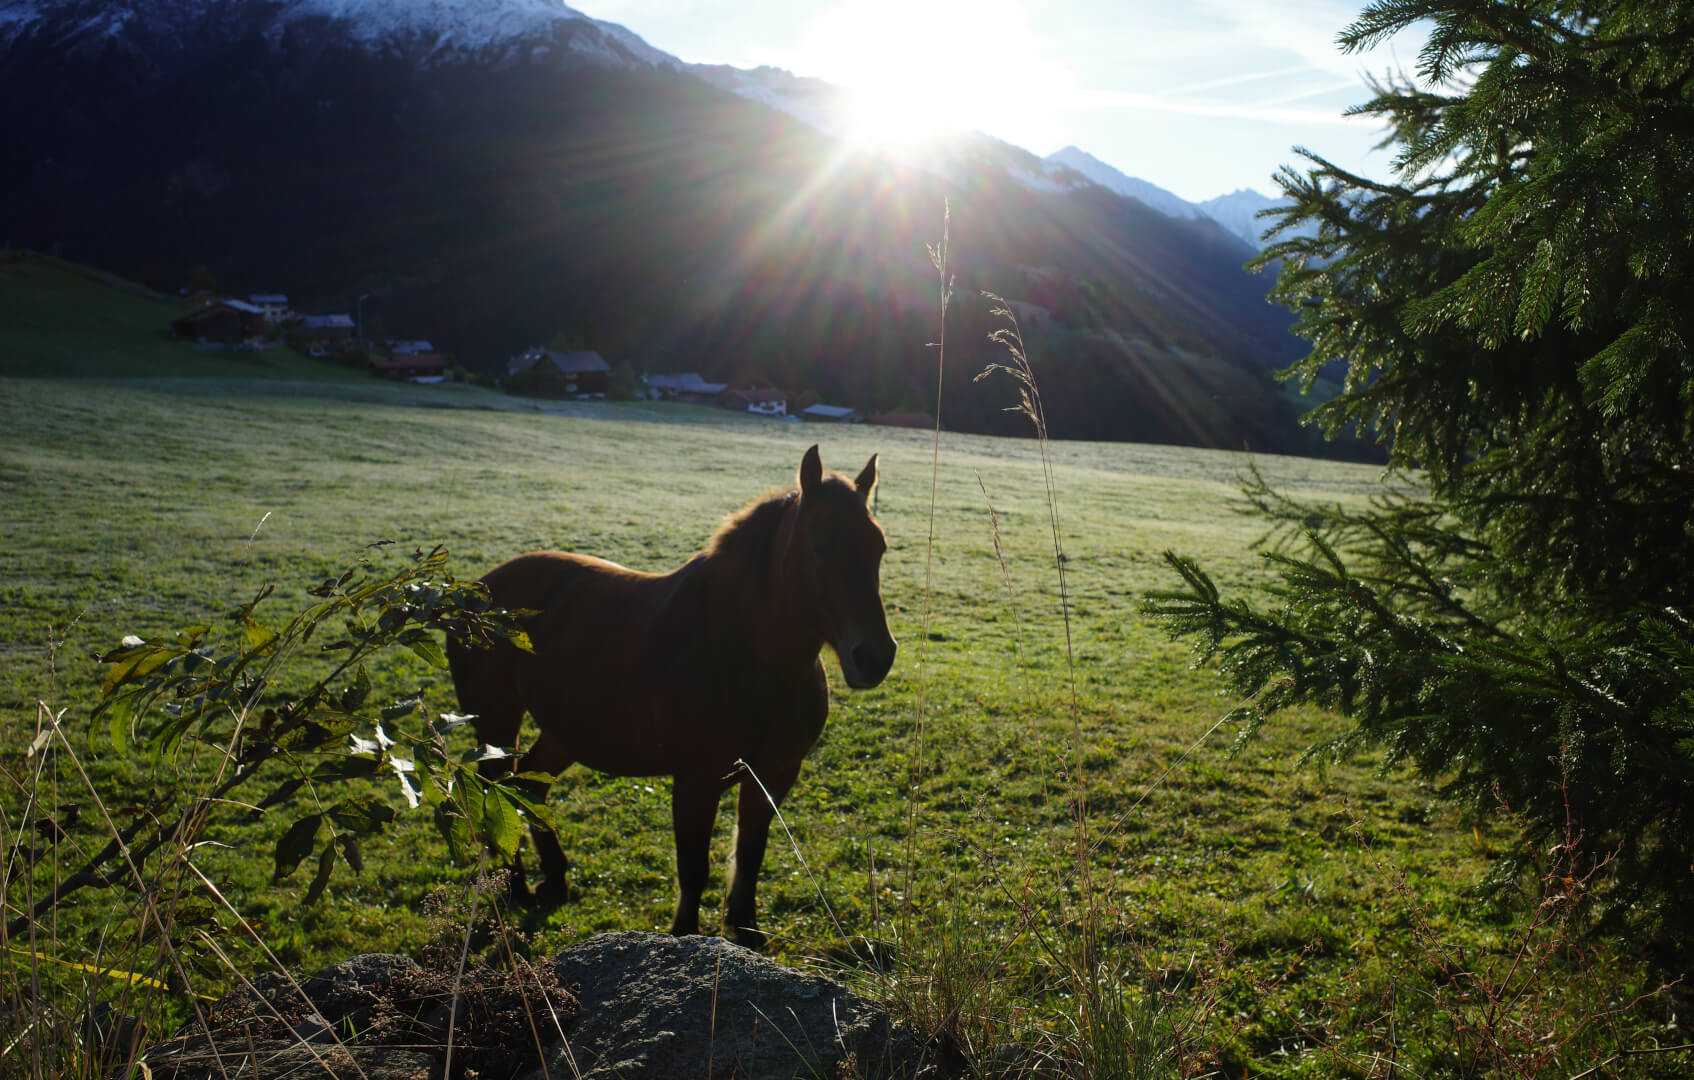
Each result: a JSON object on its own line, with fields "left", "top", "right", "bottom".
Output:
{"left": 792, "top": 445, "right": 898, "bottom": 689}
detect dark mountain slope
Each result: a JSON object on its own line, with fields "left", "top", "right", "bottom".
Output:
{"left": 2, "top": 2, "right": 1339, "bottom": 453}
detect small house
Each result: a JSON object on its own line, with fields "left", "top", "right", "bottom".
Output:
{"left": 644, "top": 372, "right": 729, "bottom": 404}
{"left": 293, "top": 314, "right": 356, "bottom": 356}
{"left": 170, "top": 299, "right": 267, "bottom": 347}
{"left": 720, "top": 387, "right": 789, "bottom": 417}
{"left": 508, "top": 348, "right": 611, "bottom": 397}
{"left": 800, "top": 403, "right": 862, "bottom": 424}
{"left": 370, "top": 352, "right": 448, "bottom": 382}
{"left": 248, "top": 294, "right": 294, "bottom": 324}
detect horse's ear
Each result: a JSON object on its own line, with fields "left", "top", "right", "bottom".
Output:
{"left": 798, "top": 445, "right": 823, "bottom": 496}
{"left": 855, "top": 453, "right": 879, "bottom": 503}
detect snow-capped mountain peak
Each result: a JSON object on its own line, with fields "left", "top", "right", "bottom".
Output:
{"left": 1043, "top": 146, "right": 1202, "bottom": 222}
{"left": 1194, "top": 188, "right": 1298, "bottom": 249}
{"left": 0, "top": 0, "right": 683, "bottom": 69}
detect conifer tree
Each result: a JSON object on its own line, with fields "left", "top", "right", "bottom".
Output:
{"left": 1145, "top": 0, "right": 1694, "bottom": 953}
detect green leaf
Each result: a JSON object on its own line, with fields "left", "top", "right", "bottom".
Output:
{"left": 338, "top": 666, "right": 372, "bottom": 714}
{"left": 100, "top": 645, "right": 179, "bottom": 697}
{"left": 403, "top": 634, "right": 448, "bottom": 669}
{"left": 312, "top": 755, "right": 380, "bottom": 782}
{"left": 273, "top": 814, "right": 322, "bottom": 881}
{"left": 243, "top": 615, "right": 277, "bottom": 655}
{"left": 340, "top": 834, "right": 364, "bottom": 876}
{"left": 255, "top": 777, "right": 305, "bottom": 813}
{"left": 458, "top": 772, "right": 486, "bottom": 830}
{"left": 435, "top": 807, "right": 473, "bottom": 866}
{"left": 303, "top": 843, "right": 336, "bottom": 906}
{"left": 108, "top": 700, "right": 132, "bottom": 756}
{"left": 380, "top": 696, "right": 422, "bottom": 722}
{"left": 482, "top": 788, "right": 522, "bottom": 862}
{"left": 327, "top": 796, "right": 396, "bottom": 835}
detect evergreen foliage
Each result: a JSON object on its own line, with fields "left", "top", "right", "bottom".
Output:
{"left": 1145, "top": 0, "right": 1694, "bottom": 952}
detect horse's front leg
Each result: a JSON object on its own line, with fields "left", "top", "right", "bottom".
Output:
{"left": 724, "top": 759, "right": 801, "bottom": 951}
{"left": 669, "top": 772, "right": 723, "bottom": 936}
{"left": 512, "top": 731, "right": 573, "bottom": 905}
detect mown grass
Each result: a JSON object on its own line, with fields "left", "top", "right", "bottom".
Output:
{"left": 1, "top": 306, "right": 1686, "bottom": 1074}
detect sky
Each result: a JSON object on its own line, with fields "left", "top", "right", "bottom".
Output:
{"left": 579, "top": 0, "right": 1430, "bottom": 204}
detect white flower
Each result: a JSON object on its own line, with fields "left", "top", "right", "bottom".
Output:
{"left": 120, "top": 635, "right": 144, "bottom": 648}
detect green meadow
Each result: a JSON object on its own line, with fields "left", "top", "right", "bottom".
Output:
{"left": 1, "top": 259, "right": 1684, "bottom": 1077}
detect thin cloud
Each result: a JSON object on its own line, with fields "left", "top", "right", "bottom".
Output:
{"left": 1162, "top": 63, "right": 1327, "bottom": 97}
{"left": 1074, "top": 88, "right": 1364, "bottom": 127}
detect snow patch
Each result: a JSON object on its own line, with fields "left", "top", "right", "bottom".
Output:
{"left": 1194, "top": 187, "right": 1309, "bottom": 249}
{"left": 1008, "top": 164, "right": 1071, "bottom": 195}
{"left": 1044, "top": 146, "right": 1202, "bottom": 220}
{"left": 0, "top": 2, "right": 42, "bottom": 32}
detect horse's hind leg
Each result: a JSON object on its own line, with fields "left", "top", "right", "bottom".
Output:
{"left": 669, "top": 771, "right": 724, "bottom": 937}
{"left": 724, "top": 759, "right": 801, "bottom": 951}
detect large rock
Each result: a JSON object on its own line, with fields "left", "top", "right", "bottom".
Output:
{"left": 536, "top": 931, "right": 926, "bottom": 1079}
{"left": 134, "top": 933, "right": 936, "bottom": 1079}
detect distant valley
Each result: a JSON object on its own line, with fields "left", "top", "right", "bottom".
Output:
{"left": 2, "top": 0, "right": 1352, "bottom": 456}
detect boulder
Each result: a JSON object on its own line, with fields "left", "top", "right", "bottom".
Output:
{"left": 534, "top": 930, "right": 927, "bottom": 1078}
{"left": 134, "top": 932, "right": 936, "bottom": 1079}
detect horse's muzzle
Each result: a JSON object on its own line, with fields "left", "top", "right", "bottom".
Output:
{"left": 841, "top": 636, "right": 897, "bottom": 689}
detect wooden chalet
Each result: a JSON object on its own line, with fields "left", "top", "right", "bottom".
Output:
{"left": 720, "top": 386, "right": 789, "bottom": 417}
{"left": 370, "top": 352, "right": 448, "bottom": 382}
{"left": 170, "top": 299, "right": 267, "bottom": 346}
{"left": 292, "top": 314, "right": 356, "bottom": 355}
{"left": 508, "top": 348, "right": 611, "bottom": 397}
{"left": 248, "top": 293, "right": 294, "bottom": 324}
{"left": 644, "top": 372, "right": 728, "bottom": 404}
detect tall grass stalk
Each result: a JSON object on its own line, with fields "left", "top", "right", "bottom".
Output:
{"left": 974, "top": 292, "right": 1218, "bottom": 1077}
{"left": 975, "top": 295, "right": 1091, "bottom": 917}
{"left": 902, "top": 202, "right": 952, "bottom": 938}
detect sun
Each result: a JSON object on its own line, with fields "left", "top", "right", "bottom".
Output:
{"left": 797, "top": 0, "right": 1050, "bottom": 152}
{"left": 838, "top": 79, "right": 958, "bottom": 150}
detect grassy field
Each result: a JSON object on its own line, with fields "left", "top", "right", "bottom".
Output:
{"left": 1, "top": 260, "right": 1686, "bottom": 1077}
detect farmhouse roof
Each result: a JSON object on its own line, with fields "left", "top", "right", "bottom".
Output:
{"left": 726, "top": 387, "right": 787, "bottom": 404}
{"left": 509, "top": 348, "right": 610, "bottom": 376}
{"left": 801, "top": 403, "right": 858, "bottom": 420}
{"left": 370, "top": 354, "right": 446, "bottom": 370}
{"left": 551, "top": 350, "right": 610, "bottom": 373}
{"left": 303, "top": 314, "right": 355, "bottom": 329}
{"left": 646, "top": 372, "right": 729, "bottom": 394}
{"left": 173, "top": 300, "right": 263, "bottom": 324}
{"left": 387, "top": 340, "right": 435, "bottom": 354}
{"left": 249, "top": 293, "right": 289, "bottom": 304}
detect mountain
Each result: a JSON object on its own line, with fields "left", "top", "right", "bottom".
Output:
{"left": 1195, "top": 188, "right": 1307, "bottom": 250}
{"left": 1042, "top": 147, "right": 1313, "bottom": 251}
{"left": 1, "top": 0, "right": 1350, "bottom": 455}
{"left": 1042, "top": 146, "right": 1204, "bottom": 224}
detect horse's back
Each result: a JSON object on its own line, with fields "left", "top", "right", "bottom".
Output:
{"left": 448, "top": 549, "right": 706, "bottom": 765}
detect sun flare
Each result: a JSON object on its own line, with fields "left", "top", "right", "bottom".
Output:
{"left": 798, "top": 0, "right": 1067, "bottom": 152}
{"left": 839, "top": 82, "right": 957, "bottom": 149}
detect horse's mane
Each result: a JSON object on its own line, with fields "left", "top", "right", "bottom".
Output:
{"left": 704, "top": 488, "right": 798, "bottom": 566}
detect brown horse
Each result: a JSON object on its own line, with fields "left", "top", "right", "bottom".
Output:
{"left": 447, "top": 445, "right": 896, "bottom": 948}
